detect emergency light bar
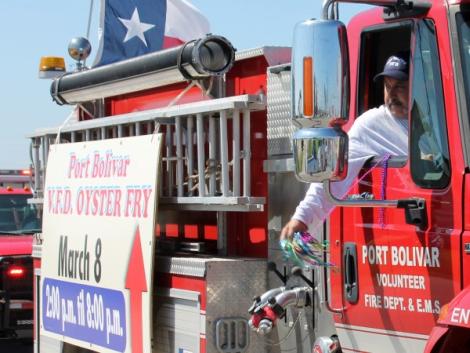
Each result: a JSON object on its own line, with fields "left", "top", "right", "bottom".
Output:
{"left": 0, "top": 169, "right": 30, "bottom": 176}
{"left": 50, "top": 35, "right": 236, "bottom": 105}
{"left": 0, "top": 169, "right": 32, "bottom": 187}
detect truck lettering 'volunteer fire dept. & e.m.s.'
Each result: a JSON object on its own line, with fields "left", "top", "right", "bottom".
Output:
{"left": 29, "top": 1, "right": 470, "bottom": 352}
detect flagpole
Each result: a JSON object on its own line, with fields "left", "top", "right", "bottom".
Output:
{"left": 84, "top": 0, "right": 94, "bottom": 67}
{"left": 86, "top": 0, "right": 94, "bottom": 39}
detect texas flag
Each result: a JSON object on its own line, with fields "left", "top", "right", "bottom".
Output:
{"left": 93, "top": 0, "right": 210, "bottom": 66}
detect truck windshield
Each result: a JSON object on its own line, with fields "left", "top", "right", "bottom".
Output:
{"left": 409, "top": 19, "right": 451, "bottom": 188}
{"left": 457, "top": 12, "right": 470, "bottom": 130}
{"left": 0, "top": 194, "right": 40, "bottom": 234}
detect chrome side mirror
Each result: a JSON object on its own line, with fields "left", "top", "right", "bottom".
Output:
{"left": 291, "top": 19, "right": 349, "bottom": 128}
{"left": 293, "top": 127, "right": 348, "bottom": 183}
{"left": 291, "top": 18, "right": 350, "bottom": 183}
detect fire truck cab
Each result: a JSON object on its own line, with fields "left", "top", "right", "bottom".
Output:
{"left": 29, "top": 0, "right": 470, "bottom": 353}
{"left": 287, "top": 0, "right": 470, "bottom": 352}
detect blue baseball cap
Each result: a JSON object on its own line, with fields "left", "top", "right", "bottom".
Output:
{"left": 374, "top": 54, "right": 409, "bottom": 82}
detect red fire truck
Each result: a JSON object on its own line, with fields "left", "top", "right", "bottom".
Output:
{"left": 0, "top": 170, "right": 38, "bottom": 340}
{"left": 29, "top": 0, "right": 470, "bottom": 352}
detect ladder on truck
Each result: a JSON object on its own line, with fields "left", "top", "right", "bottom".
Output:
{"left": 28, "top": 94, "right": 266, "bottom": 214}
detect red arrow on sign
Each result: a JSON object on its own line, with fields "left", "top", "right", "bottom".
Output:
{"left": 125, "top": 227, "right": 148, "bottom": 353}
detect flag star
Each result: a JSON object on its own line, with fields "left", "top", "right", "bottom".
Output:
{"left": 118, "top": 8, "right": 155, "bottom": 47}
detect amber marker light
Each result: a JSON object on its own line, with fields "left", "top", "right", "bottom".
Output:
{"left": 303, "top": 56, "right": 314, "bottom": 118}
{"left": 38, "top": 56, "right": 66, "bottom": 79}
{"left": 438, "top": 303, "right": 449, "bottom": 321}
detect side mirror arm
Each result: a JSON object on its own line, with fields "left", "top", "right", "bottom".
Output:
{"left": 323, "top": 181, "right": 427, "bottom": 229}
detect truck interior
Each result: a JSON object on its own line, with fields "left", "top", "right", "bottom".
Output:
{"left": 353, "top": 21, "right": 412, "bottom": 173}
{"left": 356, "top": 19, "right": 451, "bottom": 187}
{"left": 357, "top": 21, "right": 412, "bottom": 117}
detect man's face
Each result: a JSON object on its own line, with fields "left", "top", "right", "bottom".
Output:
{"left": 384, "top": 77, "right": 409, "bottom": 119}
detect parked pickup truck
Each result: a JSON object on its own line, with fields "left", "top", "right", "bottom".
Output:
{"left": 0, "top": 170, "right": 39, "bottom": 339}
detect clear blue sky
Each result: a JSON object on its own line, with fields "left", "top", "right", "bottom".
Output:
{"left": 0, "top": 1, "right": 368, "bottom": 169}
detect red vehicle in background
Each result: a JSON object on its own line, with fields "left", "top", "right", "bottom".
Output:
{"left": 0, "top": 170, "right": 39, "bottom": 340}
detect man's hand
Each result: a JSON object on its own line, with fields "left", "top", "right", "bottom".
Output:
{"left": 280, "top": 219, "right": 308, "bottom": 240}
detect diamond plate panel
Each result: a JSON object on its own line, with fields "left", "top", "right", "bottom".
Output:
{"left": 205, "top": 259, "right": 268, "bottom": 353}
{"left": 267, "top": 65, "right": 295, "bottom": 156}
{"left": 266, "top": 162, "right": 327, "bottom": 353}
{"left": 235, "top": 47, "right": 291, "bottom": 67}
{"left": 155, "top": 256, "right": 207, "bottom": 277}
{"left": 155, "top": 257, "right": 268, "bottom": 353}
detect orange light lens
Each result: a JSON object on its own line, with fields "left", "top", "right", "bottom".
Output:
{"left": 303, "top": 56, "right": 314, "bottom": 117}
{"left": 439, "top": 303, "right": 449, "bottom": 321}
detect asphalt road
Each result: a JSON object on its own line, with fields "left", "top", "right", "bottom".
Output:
{"left": 0, "top": 338, "right": 33, "bottom": 353}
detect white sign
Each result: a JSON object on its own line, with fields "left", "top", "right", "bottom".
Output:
{"left": 40, "top": 135, "right": 162, "bottom": 353}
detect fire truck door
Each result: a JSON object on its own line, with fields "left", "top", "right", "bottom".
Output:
{"left": 454, "top": 9, "right": 470, "bottom": 291}
{"left": 463, "top": 174, "right": 470, "bottom": 289}
{"left": 329, "top": 19, "right": 460, "bottom": 352}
